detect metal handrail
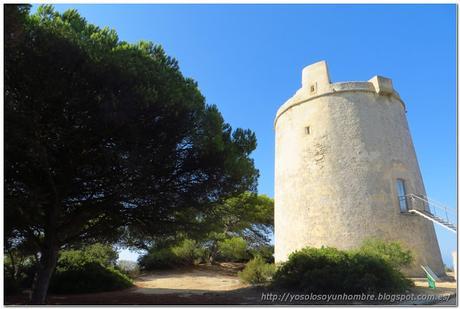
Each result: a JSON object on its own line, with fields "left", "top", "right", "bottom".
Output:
{"left": 421, "top": 194, "right": 453, "bottom": 208}
{"left": 406, "top": 194, "right": 456, "bottom": 224}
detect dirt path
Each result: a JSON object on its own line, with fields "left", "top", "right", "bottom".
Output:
{"left": 133, "top": 263, "right": 249, "bottom": 295}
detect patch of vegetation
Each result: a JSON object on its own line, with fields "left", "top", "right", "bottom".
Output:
{"left": 201, "top": 193, "right": 274, "bottom": 264}
{"left": 138, "top": 239, "right": 206, "bottom": 270}
{"left": 249, "top": 245, "right": 274, "bottom": 263}
{"left": 4, "top": 251, "right": 37, "bottom": 295}
{"left": 58, "top": 243, "right": 118, "bottom": 269}
{"left": 47, "top": 244, "right": 133, "bottom": 294}
{"left": 356, "top": 238, "right": 413, "bottom": 269}
{"left": 5, "top": 4, "right": 259, "bottom": 303}
{"left": 49, "top": 263, "right": 133, "bottom": 294}
{"left": 171, "top": 239, "right": 206, "bottom": 265}
{"left": 238, "top": 256, "right": 276, "bottom": 284}
{"left": 218, "top": 237, "right": 250, "bottom": 262}
{"left": 272, "top": 246, "right": 413, "bottom": 294}
{"left": 138, "top": 247, "right": 178, "bottom": 270}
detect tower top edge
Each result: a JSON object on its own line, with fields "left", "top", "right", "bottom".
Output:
{"left": 302, "top": 60, "right": 395, "bottom": 94}
{"left": 274, "top": 61, "right": 405, "bottom": 127}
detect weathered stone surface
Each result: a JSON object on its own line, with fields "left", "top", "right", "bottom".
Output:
{"left": 274, "top": 60, "right": 445, "bottom": 277}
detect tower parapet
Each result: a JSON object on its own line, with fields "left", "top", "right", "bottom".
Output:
{"left": 275, "top": 61, "right": 404, "bottom": 127}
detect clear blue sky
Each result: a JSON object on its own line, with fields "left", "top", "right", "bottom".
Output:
{"left": 36, "top": 4, "right": 456, "bottom": 266}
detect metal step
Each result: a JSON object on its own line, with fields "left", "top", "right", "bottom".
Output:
{"left": 408, "top": 209, "right": 457, "bottom": 233}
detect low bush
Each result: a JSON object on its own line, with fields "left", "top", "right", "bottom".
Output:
{"left": 57, "top": 243, "right": 118, "bottom": 270}
{"left": 249, "top": 245, "right": 274, "bottom": 263}
{"left": 138, "top": 239, "right": 205, "bottom": 270}
{"left": 218, "top": 237, "right": 250, "bottom": 262}
{"left": 357, "top": 238, "right": 413, "bottom": 269}
{"left": 49, "top": 262, "right": 133, "bottom": 294}
{"left": 46, "top": 243, "right": 132, "bottom": 294}
{"left": 172, "top": 239, "right": 206, "bottom": 265}
{"left": 272, "top": 247, "right": 412, "bottom": 294}
{"left": 4, "top": 256, "right": 38, "bottom": 295}
{"left": 239, "top": 255, "right": 276, "bottom": 284}
{"left": 138, "top": 247, "right": 179, "bottom": 270}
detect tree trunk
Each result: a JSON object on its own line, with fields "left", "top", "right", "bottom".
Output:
{"left": 7, "top": 249, "right": 17, "bottom": 281}
{"left": 30, "top": 244, "right": 59, "bottom": 304}
{"left": 208, "top": 240, "right": 218, "bottom": 265}
{"left": 31, "top": 146, "right": 61, "bottom": 304}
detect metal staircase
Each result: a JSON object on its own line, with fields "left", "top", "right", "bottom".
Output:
{"left": 406, "top": 194, "right": 457, "bottom": 233}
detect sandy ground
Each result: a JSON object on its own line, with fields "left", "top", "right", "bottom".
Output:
{"left": 400, "top": 274, "right": 457, "bottom": 305}
{"left": 134, "top": 263, "right": 248, "bottom": 295}
{"left": 5, "top": 265, "right": 457, "bottom": 305}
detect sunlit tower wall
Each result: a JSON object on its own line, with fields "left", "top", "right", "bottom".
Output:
{"left": 274, "top": 60, "right": 445, "bottom": 277}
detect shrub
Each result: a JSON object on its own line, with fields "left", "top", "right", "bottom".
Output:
{"left": 249, "top": 245, "right": 274, "bottom": 263}
{"left": 138, "top": 247, "right": 179, "bottom": 270}
{"left": 138, "top": 239, "right": 205, "bottom": 270}
{"left": 57, "top": 243, "right": 118, "bottom": 270}
{"left": 218, "top": 237, "right": 250, "bottom": 262}
{"left": 46, "top": 244, "right": 132, "bottom": 294}
{"left": 345, "top": 252, "right": 412, "bottom": 293}
{"left": 272, "top": 247, "right": 412, "bottom": 294}
{"left": 49, "top": 262, "right": 133, "bottom": 294}
{"left": 357, "top": 238, "right": 413, "bottom": 269}
{"left": 4, "top": 255, "right": 38, "bottom": 295}
{"left": 239, "top": 256, "right": 276, "bottom": 284}
{"left": 171, "top": 239, "right": 205, "bottom": 265}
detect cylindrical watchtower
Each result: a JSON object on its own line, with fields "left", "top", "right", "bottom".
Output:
{"left": 274, "top": 61, "right": 445, "bottom": 277}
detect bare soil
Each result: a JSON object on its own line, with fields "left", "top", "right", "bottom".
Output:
{"left": 134, "top": 262, "right": 248, "bottom": 294}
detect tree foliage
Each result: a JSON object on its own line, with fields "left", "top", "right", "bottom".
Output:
{"left": 4, "top": 4, "right": 258, "bottom": 303}
{"left": 49, "top": 244, "right": 131, "bottom": 294}
{"left": 218, "top": 237, "right": 250, "bottom": 262}
{"left": 138, "top": 238, "right": 206, "bottom": 270}
{"left": 56, "top": 244, "right": 118, "bottom": 270}
{"left": 199, "top": 192, "right": 274, "bottom": 263}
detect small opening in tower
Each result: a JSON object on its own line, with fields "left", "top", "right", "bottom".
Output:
{"left": 305, "top": 126, "right": 310, "bottom": 135}
{"left": 310, "top": 85, "right": 315, "bottom": 93}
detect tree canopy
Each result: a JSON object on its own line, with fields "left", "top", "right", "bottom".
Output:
{"left": 197, "top": 192, "right": 274, "bottom": 263}
{"left": 5, "top": 4, "right": 259, "bottom": 303}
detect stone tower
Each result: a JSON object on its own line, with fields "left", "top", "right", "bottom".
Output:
{"left": 274, "top": 60, "right": 445, "bottom": 277}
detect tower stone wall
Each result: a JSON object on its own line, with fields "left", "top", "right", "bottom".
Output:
{"left": 274, "top": 61, "right": 445, "bottom": 277}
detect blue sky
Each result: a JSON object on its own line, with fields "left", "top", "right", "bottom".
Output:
{"left": 36, "top": 4, "right": 456, "bottom": 265}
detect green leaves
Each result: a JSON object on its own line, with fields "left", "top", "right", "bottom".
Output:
{"left": 239, "top": 255, "right": 276, "bottom": 284}
{"left": 356, "top": 238, "right": 414, "bottom": 269}
{"left": 218, "top": 237, "right": 250, "bottom": 261}
{"left": 57, "top": 244, "right": 118, "bottom": 271}
{"left": 5, "top": 3, "right": 258, "bottom": 260}
{"left": 5, "top": 5, "right": 259, "bottom": 300}
{"left": 272, "top": 246, "right": 413, "bottom": 294}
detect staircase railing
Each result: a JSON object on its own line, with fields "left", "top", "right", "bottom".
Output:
{"left": 405, "top": 194, "right": 457, "bottom": 232}
{"left": 406, "top": 193, "right": 456, "bottom": 226}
